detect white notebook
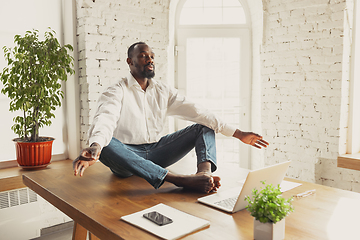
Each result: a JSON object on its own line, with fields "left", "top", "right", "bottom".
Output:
{"left": 121, "top": 203, "right": 210, "bottom": 240}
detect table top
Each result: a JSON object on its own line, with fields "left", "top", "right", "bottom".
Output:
{"left": 23, "top": 162, "right": 360, "bottom": 240}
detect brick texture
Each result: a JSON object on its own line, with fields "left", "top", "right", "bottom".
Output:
{"left": 76, "top": 0, "right": 170, "bottom": 148}
{"left": 261, "top": 0, "right": 360, "bottom": 192}
{"left": 75, "top": 0, "right": 360, "bottom": 192}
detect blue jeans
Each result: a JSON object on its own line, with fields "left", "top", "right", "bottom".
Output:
{"left": 99, "top": 124, "right": 217, "bottom": 189}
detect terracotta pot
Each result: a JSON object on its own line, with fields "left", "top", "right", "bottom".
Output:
{"left": 13, "top": 137, "right": 55, "bottom": 169}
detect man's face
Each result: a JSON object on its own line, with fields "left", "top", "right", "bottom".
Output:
{"left": 130, "top": 44, "right": 155, "bottom": 79}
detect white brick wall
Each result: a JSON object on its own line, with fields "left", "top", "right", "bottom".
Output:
{"left": 76, "top": 0, "right": 170, "bottom": 148}
{"left": 261, "top": 0, "right": 360, "bottom": 192}
{"left": 75, "top": 0, "right": 360, "bottom": 192}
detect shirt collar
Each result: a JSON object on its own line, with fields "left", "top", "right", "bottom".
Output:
{"left": 127, "top": 72, "right": 155, "bottom": 90}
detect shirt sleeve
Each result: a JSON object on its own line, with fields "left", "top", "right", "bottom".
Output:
{"left": 87, "top": 84, "right": 123, "bottom": 149}
{"left": 166, "top": 86, "right": 236, "bottom": 137}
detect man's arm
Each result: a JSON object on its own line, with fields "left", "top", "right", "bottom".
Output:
{"left": 73, "top": 142, "right": 102, "bottom": 177}
{"left": 166, "top": 88, "right": 269, "bottom": 148}
{"left": 74, "top": 83, "right": 124, "bottom": 177}
{"left": 232, "top": 129, "right": 269, "bottom": 149}
{"left": 87, "top": 84, "right": 124, "bottom": 153}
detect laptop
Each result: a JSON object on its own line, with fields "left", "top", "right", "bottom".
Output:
{"left": 197, "top": 161, "right": 291, "bottom": 213}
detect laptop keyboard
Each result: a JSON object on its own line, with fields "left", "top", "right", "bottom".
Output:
{"left": 214, "top": 196, "right": 237, "bottom": 209}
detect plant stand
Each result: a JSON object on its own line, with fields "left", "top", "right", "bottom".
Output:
{"left": 253, "top": 218, "right": 285, "bottom": 240}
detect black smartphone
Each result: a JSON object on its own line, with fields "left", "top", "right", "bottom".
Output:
{"left": 143, "top": 211, "right": 173, "bottom": 226}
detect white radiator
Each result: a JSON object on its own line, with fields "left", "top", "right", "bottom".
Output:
{"left": 0, "top": 187, "right": 72, "bottom": 240}
{"left": 0, "top": 187, "right": 41, "bottom": 240}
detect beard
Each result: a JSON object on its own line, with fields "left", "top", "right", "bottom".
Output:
{"left": 135, "top": 62, "right": 155, "bottom": 79}
{"left": 143, "top": 68, "right": 155, "bottom": 79}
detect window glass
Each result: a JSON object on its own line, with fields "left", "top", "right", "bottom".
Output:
{"left": 179, "top": 0, "right": 246, "bottom": 25}
{"left": 176, "top": 0, "right": 251, "bottom": 167}
{"left": 186, "top": 37, "right": 241, "bottom": 161}
{"left": 0, "top": 0, "right": 65, "bottom": 162}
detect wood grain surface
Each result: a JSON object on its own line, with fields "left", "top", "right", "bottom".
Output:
{"left": 23, "top": 162, "right": 360, "bottom": 240}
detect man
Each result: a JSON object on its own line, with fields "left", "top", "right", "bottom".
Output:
{"left": 73, "top": 42, "right": 269, "bottom": 193}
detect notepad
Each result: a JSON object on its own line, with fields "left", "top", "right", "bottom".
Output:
{"left": 121, "top": 203, "right": 210, "bottom": 240}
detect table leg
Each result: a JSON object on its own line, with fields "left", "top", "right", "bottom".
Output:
{"left": 72, "top": 222, "right": 88, "bottom": 240}
{"left": 89, "top": 232, "right": 101, "bottom": 240}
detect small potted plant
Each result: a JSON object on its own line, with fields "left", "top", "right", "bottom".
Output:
{"left": 0, "top": 28, "right": 75, "bottom": 169}
{"left": 245, "top": 181, "right": 294, "bottom": 240}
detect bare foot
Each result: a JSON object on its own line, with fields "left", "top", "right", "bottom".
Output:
{"left": 212, "top": 175, "right": 221, "bottom": 190}
{"left": 165, "top": 172, "right": 221, "bottom": 193}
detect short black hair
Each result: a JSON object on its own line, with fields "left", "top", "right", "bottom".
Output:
{"left": 127, "top": 41, "right": 146, "bottom": 58}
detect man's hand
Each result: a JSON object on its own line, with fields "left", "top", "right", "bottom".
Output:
{"left": 73, "top": 143, "right": 101, "bottom": 177}
{"left": 233, "top": 129, "right": 269, "bottom": 149}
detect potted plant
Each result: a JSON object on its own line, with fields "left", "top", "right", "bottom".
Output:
{"left": 245, "top": 181, "right": 294, "bottom": 240}
{"left": 0, "top": 28, "right": 75, "bottom": 169}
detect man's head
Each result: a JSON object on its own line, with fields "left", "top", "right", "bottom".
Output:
{"left": 127, "top": 42, "right": 155, "bottom": 80}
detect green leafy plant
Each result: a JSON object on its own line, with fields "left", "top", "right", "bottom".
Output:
{"left": 0, "top": 28, "right": 75, "bottom": 142}
{"left": 245, "top": 181, "right": 294, "bottom": 224}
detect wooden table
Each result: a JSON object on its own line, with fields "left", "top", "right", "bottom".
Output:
{"left": 22, "top": 162, "right": 360, "bottom": 239}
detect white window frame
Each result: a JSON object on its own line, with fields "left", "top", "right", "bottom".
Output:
{"left": 63, "top": 0, "right": 81, "bottom": 161}
{"left": 347, "top": 0, "right": 360, "bottom": 155}
{"left": 338, "top": 0, "right": 360, "bottom": 169}
{"left": 174, "top": 0, "right": 252, "bottom": 168}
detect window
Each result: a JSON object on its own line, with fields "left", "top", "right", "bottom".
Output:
{"left": 347, "top": 0, "right": 360, "bottom": 155}
{"left": 337, "top": 1, "right": 360, "bottom": 170}
{"left": 0, "top": 0, "right": 79, "bottom": 165}
{"left": 179, "top": 0, "right": 246, "bottom": 25}
{"left": 175, "top": 0, "right": 252, "bottom": 168}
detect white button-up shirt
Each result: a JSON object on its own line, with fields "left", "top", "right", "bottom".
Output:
{"left": 88, "top": 73, "right": 236, "bottom": 149}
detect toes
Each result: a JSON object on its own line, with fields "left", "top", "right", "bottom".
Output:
{"left": 209, "top": 176, "right": 214, "bottom": 184}
{"left": 213, "top": 176, "right": 221, "bottom": 181}
{"left": 212, "top": 176, "right": 221, "bottom": 187}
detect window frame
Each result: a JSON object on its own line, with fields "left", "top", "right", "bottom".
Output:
{"left": 178, "top": 0, "right": 247, "bottom": 25}
{"left": 347, "top": 0, "right": 360, "bottom": 155}
{"left": 174, "top": 0, "right": 253, "bottom": 168}
{"left": 337, "top": 0, "right": 360, "bottom": 170}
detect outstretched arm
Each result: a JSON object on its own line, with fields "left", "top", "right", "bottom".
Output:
{"left": 73, "top": 142, "right": 102, "bottom": 177}
{"left": 233, "top": 129, "right": 269, "bottom": 149}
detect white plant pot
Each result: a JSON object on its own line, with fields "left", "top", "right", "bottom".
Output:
{"left": 253, "top": 218, "right": 285, "bottom": 240}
